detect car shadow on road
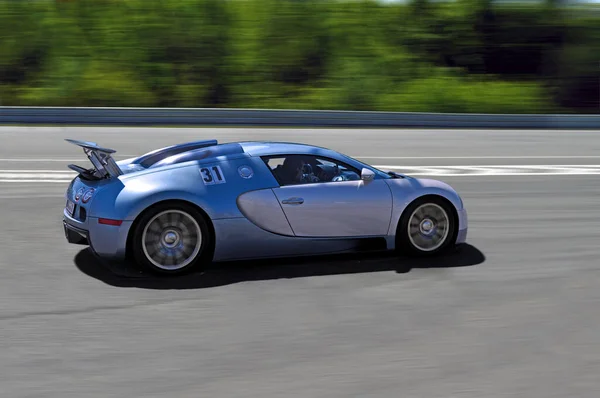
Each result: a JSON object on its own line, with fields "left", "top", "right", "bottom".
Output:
{"left": 73, "top": 244, "right": 485, "bottom": 290}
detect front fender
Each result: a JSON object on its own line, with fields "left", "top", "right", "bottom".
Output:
{"left": 401, "top": 177, "right": 464, "bottom": 210}
{"left": 385, "top": 176, "right": 466, "bottom": 236}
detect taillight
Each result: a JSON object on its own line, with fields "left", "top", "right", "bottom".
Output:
{"left": 98, "top": 218, "right": 123, "bottom": 226}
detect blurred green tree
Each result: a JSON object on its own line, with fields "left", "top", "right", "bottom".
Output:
{"left": 0, "top": 0, "right": 597, "bottom": 112}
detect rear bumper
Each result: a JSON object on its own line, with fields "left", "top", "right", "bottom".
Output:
{"left": 63, "top": 220, "right": 89, "bottom": 245}
{"left": 63, "top": 175, "right": 131, "bottom": 261}
{"left": 63, "top": 210, "right": 132, "bottom": 260}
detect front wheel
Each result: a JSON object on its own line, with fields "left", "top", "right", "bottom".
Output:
{"left": 396, "top": 196, "right": 457, "bottom": 256}
{"left": 131, "top": 203, "right": 211, "bottom": 275}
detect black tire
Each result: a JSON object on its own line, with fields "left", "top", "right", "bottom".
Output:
{"left": 395, "top": 195, "right": 457, "bottom": 257}
{"left": 130, "top": 202, "right": 212, "bottom": 275}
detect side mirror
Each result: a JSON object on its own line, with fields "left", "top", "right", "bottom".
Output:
{"left": 361, "top": 168, "right": 375, "bottom": 181}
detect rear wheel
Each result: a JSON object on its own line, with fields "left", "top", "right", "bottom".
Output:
{"left": 396, "top": 196, "right": 456, "bottom": 256}
{"left": 131, "top": 202, "right": 211, "bottom": 275}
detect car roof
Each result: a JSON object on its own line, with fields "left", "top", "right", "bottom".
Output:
{"left": 238, "top": 141, "right": 342, "bottom": 158}
{"left": 140, "top": 140, "right": 361, "bottom": 170}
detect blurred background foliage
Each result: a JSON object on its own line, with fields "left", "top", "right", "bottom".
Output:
{"left": 0, "top": 0, "right": 598, "bottom": 113}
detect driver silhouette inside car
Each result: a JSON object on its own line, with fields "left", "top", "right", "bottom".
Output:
{"left": 272, "top": 155, "right": 319, "bottom": 185}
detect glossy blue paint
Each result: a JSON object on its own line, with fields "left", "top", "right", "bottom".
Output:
{"left": 149, "top": 142, "right": 247, "bottom": 168}
{"left": 132, "top": 139, "right": 218, "bottom": 167}
{"left": 62, "top": 139, "right": 469, "bottom": 266}
{"left": 87, "top": 218, "right": 133, "bottom": 258}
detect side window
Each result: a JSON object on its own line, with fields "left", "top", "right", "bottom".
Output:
{"left": 262, "top": 155, "right": 361, "bottom": 186}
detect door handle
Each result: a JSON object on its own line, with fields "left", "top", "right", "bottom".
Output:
{"left": 282, "top": 197, "right": 304, "bottom": 205}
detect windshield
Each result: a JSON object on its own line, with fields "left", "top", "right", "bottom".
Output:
{"left": 338, "top": 153, "right": 395, "bottom": 179}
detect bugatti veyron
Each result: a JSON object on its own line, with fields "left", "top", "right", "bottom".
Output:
{"left": 62, "top": 138, "right": 468, "bottom": 275}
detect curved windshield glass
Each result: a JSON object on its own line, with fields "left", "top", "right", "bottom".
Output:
{"left": 338, "top": 153, "right": 394, "bottom": 179}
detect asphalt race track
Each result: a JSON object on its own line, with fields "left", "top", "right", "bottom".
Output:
{"left": 2, "top": 126, "right": 600, "bottom": 397}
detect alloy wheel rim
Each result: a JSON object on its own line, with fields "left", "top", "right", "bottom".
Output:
{"left": 407, "top": 203, "right": 449, "bottom": 251}
{"left": 142, "top": 210, "right": 202, "bottom": 270}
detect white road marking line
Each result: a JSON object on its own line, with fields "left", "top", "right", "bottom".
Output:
{"left": 374, "top": 165, "right": 600, "bottom": 168}
{"left": 0, "top": 170, "right": 75, "bottom": 173}
{"left": 0, "top": 180, "right": 73, "bottom": 183}
{"left": 2, "top": 155, "right": 600, "bottom": 162}
{"left": 375, "top": 165, "right": 600, "bottom": 176}
{"left": 0, "top": 158, "right": 84, "bottom": 162}
{"left": 0, "top": 170, "right": 75, "bottom": 182}
{"left": 0, "top": 175, "right": 73, "bottom": 179}
{"left": 368, "top": 156, "right": 600, "bottom": 160}
{"left": 2, "top": 165, "right": 600, "bottom": 183}
{"left": 0, "top": 156, "right": 134, "bottom": 162}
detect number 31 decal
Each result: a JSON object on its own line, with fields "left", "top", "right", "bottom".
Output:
{"left": 200, "top": 165, "right": 226, "bottom": 185}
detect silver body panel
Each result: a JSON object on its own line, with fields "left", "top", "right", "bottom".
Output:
{"left": 62, "top": 139, "right": 468, "bottom": 263}
{"left": 212, "top": 218, "right": 384, "bottom": 262}
{"left": 237, "top": 189, "right": 295, "bottom": 236}
{"left": 272, "top": 180, "right": 393, "bottom": 237}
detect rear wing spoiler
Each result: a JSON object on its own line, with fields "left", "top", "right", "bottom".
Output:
{"left": 65, "top": 139, "right": 123, "bottom": 180}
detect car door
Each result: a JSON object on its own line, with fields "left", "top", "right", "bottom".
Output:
{"left": 267, "top": 155, "right": 393, "bottom": 238}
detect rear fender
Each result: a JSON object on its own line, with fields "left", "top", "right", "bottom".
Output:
{"left": 121, "top": 190, "right": 217, "bottom": 222}
{"left": 88, "top": 158, "right": 277, "bottom": 223}
{"left": 90, "top": 183, "right": 223, "bottom": 222}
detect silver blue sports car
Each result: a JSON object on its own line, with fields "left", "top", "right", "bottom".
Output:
{"left": 63, "top": 138, "right": 468, "bottom": 275}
